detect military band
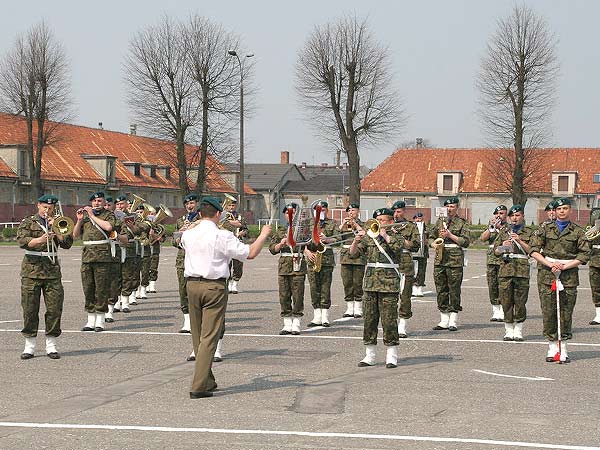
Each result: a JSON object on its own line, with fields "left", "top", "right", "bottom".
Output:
{"left": 339, "top": 203, "right": 365, "bottom": 319}
{"left": 480, "top": 205, "right": 508, "bottom": 322}
{"left": 411, "top": 212, "right": 428, "bottom": 297}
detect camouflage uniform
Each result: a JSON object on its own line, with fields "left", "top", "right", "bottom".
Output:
{"left": 588, "top": 233, "right": 600, "bottom": 308}
{"left": 119, "top": 216, "right": 149, "bottom": 296}
{"left": 148, "top": 236, "right": 164, "bottom": 283}
{"left": 412, "top": 223, "right": 429, "bottom": 287}
{"left": 530, "top": 221, "right": 590, "bottom": 340}
{"left": 481, "top": 222, "right": 508, "bottom": 308}
{"left": 108, "top": 217, "right": 122, "bottom": 306}
{"left": 139, "top": 231, "right": 152, "bottom": 288}
{"left": 339, "top": 219, "right": 366, "bottom": 307}
{"left": 495, "top": 225, "right": 533, "bottom": 323}
{"left": 17, "top": 215, "right": 73, "bottom": 337}
{"left": 269, "top": 227, "right": 306, "bottom": 317}
{"left": 354, "top": 233, "right": 405, "bottom": 346}
{"left": 221, "top": 213, "right": 249, "bottom": 282}
{"left": 306, "top": 218, "right": 339, "bottom": 310}
{"left": 391, "top": 220, "right": 421, "bottom": 319}
{"left": 175, "top": 212, "right": 200, "bottom": 314}
{"left": 431, "top": 216, "right": 470, "bottom": 314}
{"left": 80, "top": 209, "right": 117, "bottom": 313}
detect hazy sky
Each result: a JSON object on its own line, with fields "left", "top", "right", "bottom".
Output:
{"left": 1, "top": 1, "right": 598, "bottom": 168}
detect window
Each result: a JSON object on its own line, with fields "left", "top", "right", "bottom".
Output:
{"left": 552, "top": 172, "right": 577, "bottom": 196}
{"left": 403, "top": 197, "right": 416, "bottom": 207}
{"left": 557, "top": 176, "right": 569, "bottom": 192}
{"left": 443, "top": 175, "right": 453, "bottom": 191}
{"left": 134, "top": 164, "right": 140, "bottom": 177}
{"left": 335, "top": 196, "right": 344, "bottom": 207}
{"left": 18, "top": 149, "right": 29, "bottom": 178}
{"left": 107, "top": 159, "right": 116, "bottom": 184}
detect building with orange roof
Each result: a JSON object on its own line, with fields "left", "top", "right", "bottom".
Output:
{"left": 0, "top": 113, "right": 258, "bottom": 222}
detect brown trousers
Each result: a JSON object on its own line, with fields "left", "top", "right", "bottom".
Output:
{"left": 187, "top": 278, "right": 227, "bottom": 393}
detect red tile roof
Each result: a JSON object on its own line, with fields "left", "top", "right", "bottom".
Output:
{"left": 0, "top": 113, "right": 255, "bottom": 195}
{"left": 362, "top": 147, "right": 600, "bottom": 194}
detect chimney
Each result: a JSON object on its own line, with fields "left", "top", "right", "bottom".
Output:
{"left": 280, "top": 150, "right": 289, "bottom": 164}
{"left": 130, "top": 124, "right": 137, "bottom": 136}
{"left": 301, "top": 162, "right": 307, "bottom": 168}
{"left": 98, "top": 122, "right": 103, "bottom": 130}
{"left": 416, "top": 137, "right": 424, "bottom": 148}
{"left": 336, "top": 150, "right": 341, "bottom": 167}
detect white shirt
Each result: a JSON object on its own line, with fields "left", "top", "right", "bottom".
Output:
{"left": 182, "top": 219, "right": 249, "bottom": 279}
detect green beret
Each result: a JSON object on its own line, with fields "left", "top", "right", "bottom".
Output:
{"left": 345, "top": 203, "right": 360, "bottom": 212}
{"left": 413, "top": 212, "right": 424, "bottom": 219}
{"left": 200, "top": 196, "right": 223, "bottom": 212}
{"left": 555, "top": 197, "right": 571, "bottom": 207}
{"left": 184, "top": 193, "right": 199, "bottom": 204}
{"left": 38, "top": 194, "right": 59, "bottom": 205}
{"left": 508, "top": 204, "right": 523, "bottom": 216}
{"left": 392, "top": 200, "right": 406, "bottom": 209}
{"left": 89, "top": 192, "right": 105, "bottom": 201}
{"left": 443, "top": 197, "right": 459, "bottom": 206}
{"left": 373, "top": 208, "right": 394, "bottom": 218}
{"left": 544, "top": 201, "right": 556, "bottom": 211}
{"left": 105, "top": 196, "right": 113, "bottom": 203}
{"left": 494, "top": 205, "right": 507, "bottom": 214}
{"left": 115, "top": 195, "right": 127, "bottom": 202}
{"left": 283, "top": 203, "right": 298, "bottom": 213}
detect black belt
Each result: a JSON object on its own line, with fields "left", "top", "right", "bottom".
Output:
{"left": 186, "top": 276, "right": 227, "bottom": 282}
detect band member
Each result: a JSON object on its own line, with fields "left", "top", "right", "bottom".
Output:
{"left": 182, "top": 196, "right": 271, "bottom": 398}
{"left": 105, "top": 196, "right": 114, "bottom": 210}
{"left": 529, "top": 198, "right": 589, "bottom": 362}
{"left": 589, "top": 211, "right": 600, "bottom": 325}
{"left": 17, "top": 194, "right": 73, "bottom": 359}
{"left": 221, "top": 198, "right": 249, "bottom": 294}
{"left": 104, "top": 196, "right": 122, "bottom": 322}
{"left": 269, "top": 203, "right": 306, "bottom": 334}
{"left": 73, "top": 192, "right": 116, "bottom": 332}
{"left": 431, "top": 197, "right": 470, "bottom": 331}
{"left": 174, "top": 193, "right": 201, "bottom": 334}
{"left": 535, "top": 200, "right": 557, "bottom": 308}
{"left": 480, "top": 205, "right": 508, "bottom": 322}
{"left": 493, "top": 205, "right": 533, "bottom": 341}
{"left": 391, "top": 201, "right": 421, "bottom": 338}
{"left": 135, "top": 204, "right": 152, "bottom": 300}
{"left": 339, "top": 203, "right": 365, "bottom": 318}
{"left": 305, "top": 201, "right": 339, "bottom": 327}
{"left": 147, "top": 212, "right": 165, "bottom": 293}
{"left": 349, "top": 208, "right": 403, "bottom": 368}
{"left": 411, "top": 212, "right": 429, "bottom": 297}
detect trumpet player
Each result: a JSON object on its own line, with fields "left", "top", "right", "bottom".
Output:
{"left": 221, "top": 198, "right": 249, "bottom": 294}
{"left": 480, "top": 205, "right": 508, "bottom": 322}
{"left": 73, "top": 192, "right": 116, "bottom": 332}
{"left": 431, "top": 197, "right": 470, "bottom": 331}
{"left": 339, "top": 203, "right": 365, "bottom": 319}
{"left": 349, "top": 208, "right": 403, "bottom": 368}
{"left": 529, "top": 198, "right": 589, "bottom": 362}
{"left": 305, "top": 201, "right": 339, "bottom": 327}
{"left": 493, "top": 205, "right": 533, "bottom": 341}
{"left": 135, "top": 203, "right": 152, "bottom": 300}
{"left": 17, "top": 194, "right": 73, "bottom": 359}
{"left": 104, "top": 196, "right": 121, "bottom": 322}
{"left": 588, "top": 212, "right": 600, "bottom": 325}
{"left": 147, "top": 209, "right": 166, "bottom": 293}
{"left": 411, "top": 212, "right": 429, "bottom": 297}
{"left": 390, "top": 201, "right": 421, "bottom": 338}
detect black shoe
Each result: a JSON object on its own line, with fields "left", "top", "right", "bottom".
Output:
{"left": 358, "top": 361, "right": 374, "bottom": 367}
{"left": 398, "top": 333, "right": 407, "bottom": 339}
{"left": 490, "top": 318, "right": 499, "bottom": 322}
{"left": 307, "top": 322, "right": 321, "bottom": 327}
{"left": 179, "top": 329, "right": 191, "bottom": 334}
{"left": 503, "top": 336, "right": 514, "bottom": 342}
{"left": 353, "top": 314, "right": 362, "bottom": 318}
{"left": 81, "top": 326, "right": 94, "bottom": 332}
{"left": 386, "top": 363, "right": 397, "bottom": 369}
{"left": 47, "top": 352, "right": 60, "bottom": 360}
{"left": 343, "top": 313, "right": 353, "bottom": 318}
{"left": 546, "top": 356, "right": 555, "bottom": 362}
{"left": 513, "top": 337, "right": 524, "bottom": 342}
{"left": 113, "top": 308, "right": 121, "bottom": 313}
{"left": 213, "top": 356, "right": 223, "bottom": 363}
{"left": 432, "top": 325, "right": 448, "bottom": 331}
{"left": 189, "top": 391, "right": 213, "bottom": 399}
{"left": 186, "top": 355, "right": 196, "bottom": 362}
{"left": 590, "top": 320, "right": 600, "bottom": 325}
{"left": 20, "top": 352, "right": 34, "bottom": 360}
{"left": 122, "top": 307, "right": 130, "bottom": 313}
{"left": 291, "top": 330, "right": 300, "bottom": 336}
{"left": 94, "top": 327, "right": 104, "bottom": 332}
{"left": 279, "top": 329, "right": 291, "bottom": 335}
{"left": 448, "top": 326, "right": 458, "bottom": 332}
{"left": 105, "top": 317, "right": 115, "bottom": 323}
{"left": 322, "top": 322, "right": 330, "bottom": 328}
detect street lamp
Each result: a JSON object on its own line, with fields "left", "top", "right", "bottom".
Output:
{"left": 228, "top": 50, "right": 254, "bottom": 215}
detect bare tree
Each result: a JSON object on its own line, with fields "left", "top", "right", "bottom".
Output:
{"left": 399, "top": 137, "right": 434, "bottom": 149}
{"left": 477, "top": 5, "right": 559, "bottom": 206}
{"left": 124, "top": 15, "right": 199, "bottom": 196}
{"left": 296, "top": 15, "right": 404, "bottom": 203}
{"left": 185, "top": 15, "right": 247, "bottom": 197}
{"left": 0, "top": 22, "right": 72, "bottom": 197}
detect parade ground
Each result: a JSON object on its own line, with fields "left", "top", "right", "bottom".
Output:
{"left": 1, "top": 246, "right": 599, "bottom": 450}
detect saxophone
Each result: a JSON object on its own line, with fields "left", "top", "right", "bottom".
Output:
{"left": 311, "top": 203, "right": 325, "bottom": 273}
{"left": 431, "top": 218, "right": 446, "bottom": 265}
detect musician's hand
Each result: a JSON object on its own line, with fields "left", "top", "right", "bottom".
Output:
{"left": 354, "top": 229, "right": 365, "bottom": 242}
{"left": 440, "top": 228, "right": 449, "bottom": 238}
{"left": 279, "top": 237, "right": 288, "bottom": 246}
{"left": 305, "top": 249, "right": 316, "bottom": 262}
{"left": 76, "top": 209, "right": 85, "bottom": 221}
{"left": 502, "top": 239, "right": 511, "bottom": 247}
{"left": 509, "top": 232, "right": 519, "bottom": 241}
{"left": 83, "top": 206, "right": 94, "bottom": 215}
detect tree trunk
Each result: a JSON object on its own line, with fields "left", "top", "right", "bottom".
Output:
{"left": 345, "top": 139, "right": 361, "bottom": 204}
{"left": 175, "top": 126, "right": 188, "bottom": 196}
{"left": 195, "top": 87, "right": 209, "bottom": 196}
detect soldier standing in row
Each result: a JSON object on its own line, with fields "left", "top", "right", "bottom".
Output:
{"left": 17, "top": 195, "right": 73, "bottom": 359}
{"left": 221, "top": 199, "right": 248, "bottom": 294}
{"left": 493, "top": 205, "right": 533, "bottom": 341}
{"left": 480, "top": 205, "right": 508, "bottom": 322}
{"left": 391, "top": 201, "right": 421, "bottom": 338}
{"left": 73, "top": 192, "right": 116, "bottom": 332}
{"left": 529, "top": 198, "right": 589, "bottom": 362}
{"left": 586, "top": 209, "right": 600, "bottom": 325}
{"left": 147, "top": 219, "right": 164, "bottom": 293}
{"left": 135, "top": 204, "right": 152, "bottom": 301}
{"left": 269, "top": 203, "right": 306, "bottom": 335}
{"left": 350, "top": 208, "right": 403, "bottom": 368}
{"left": 411, "top": 212, "right": 429, "bottom": 297}
{"left": 305, "top": 201, "right": 339, "bottom": 327}
{"left": 104, "top": 196, "right": 121, "bottom": 323}
{"left": 338, "top": 203, "right": 365, "bottom": 319}
{"left": 431, "top": 197, "right": 470, "bottom": 331}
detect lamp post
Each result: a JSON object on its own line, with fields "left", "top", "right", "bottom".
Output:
{"left": 228, "top": 50, "right": 254, "bottom": 215}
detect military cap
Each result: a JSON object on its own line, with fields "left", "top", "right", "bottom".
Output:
{"left": 136, "top": 203, "right": 145, "bottom": 211}
{"left": 392, "top": 200, "right": 406, "bottom": 209}
{"left": 413, "top": 212, "right": 424, "bottom": 219}
{"left": 229, "top": 197, "right": 238, "bottom": 203}
{"left": 443, "top": 197, "right": 459, "bottom": 206}
{"left": 200, "top": 196, "right": 223, "bottom": 212}
{"left": 283, "top": 202, "right": 298, "bottom": 213}
{"left": 89, "top": 192, "right": 105, "bottom": 201}
{"left": 544, "top": 200, "right": 557, "bottom": 211}
{"left": 183, "top": 193, "right": 199, "bottom": 204}
{"left": 555, "top": 198, "right": 571, "bottom": 207}
{"left": 508, "top": 205, "right": 524, "bottom": 216}
{"left": 105, "top": 196, "right": 113, "bottom": 203}
{"left": 115, "top": 195, "right": 127, "bottom": 202}
{"left": 345, "top": 203, "right": 360, "bottom": 212}
{"left": 37, "top": 194, "right": 59, "bottom": 205}
{"left": 373, "top": 208, "right": 394, "bottom": 218}
{"left": 494, "top": 205, "right": 508, "bottom": 214}
{"left": 313, "top": 200, "right": 328, "bottom": 209}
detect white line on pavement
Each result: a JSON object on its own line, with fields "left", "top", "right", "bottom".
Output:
{"left": 473, "top": 369, "right": 554, "bottom": 381}
{"left": 0, "top": 422, "right": 597, "bottom": 449}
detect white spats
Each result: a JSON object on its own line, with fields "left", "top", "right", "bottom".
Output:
{"left": 23, "top": 337, "right": 36, "bottom": 356}
{"left": 308, "top": 309, "right": 322, "bottom": 327}
{"left": 139, "top": 286, "right": 147, "bottom": 299}
{"left": 82, "top": 313, "right": 96, "bottom": 331}
{"left": 547, "top": 342, "right": 558, "bottom": 358}
{"left": 94, "top": 313, "right": 105, "bottom": 331}
{"left": 358, "top": 345, "right": 376, "bottom": 367}
{"left": 491, "top": 304, "right": 504, "bottom": 321}
{"left": 45, "top": 336, "right": 58, "bottom": 354}
{"left": 590, "top": 307, "right": 600, "bottom": 325}
{"left": 213, "top": 339, "right": 223, "bottom": 362}
{"left": 343, "top": 302, "right": 354, "bottom": 317}
{"left": 280, "top": 317, "right": 293, "bottom": 335}
{"left": 503, "top": 323, "right": 514, "bottom": 341}
{"left": 385, "top": 346, "right": 398, "bottom": 368}
{"left": 412, "top": 285, "right": 418, "bottom": 297}
{"left": 121, "top": 295, "right": 130, "bottom": 312}
{"left": 229, "top": 280, "right": 238, "bottom": 294}
{"left": 448, "top": 312, "right": 458, "bottom": 331}
{"left": 353, "top": 301, "right": 363, "bottom": 318}
{"left": 398, "top": 318, "right": 407, "bottom": 338}
{"left": 105, "top": 304, "right": 114, "bottom": 322}
{"left": 147, "top": 281, "right": 156, "bottom": 293}
{"left": 513, "top": 322, "right": 524, "bottom": 341}
{"left": 291, "top": 318, "right": 301, "bottom": 335}
{"left": 180, "top": 314, "right": 191, "bottom": 333}
{"left": 414, "top": 286, "right": 424, "bottom": 297}
{"left": 321, "top": 309, "right": 330, "bottom": 327}
{"left": 434, "top": 312, "right": 450, "bottom": 330}
{"left": 129, "top": 291, "right": 137, "bottom": 305}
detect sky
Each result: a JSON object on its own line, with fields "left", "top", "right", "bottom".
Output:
{"left": 1, "top": 1, "right": 599, "bottom": 169}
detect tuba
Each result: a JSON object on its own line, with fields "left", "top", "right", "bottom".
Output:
{"left": 129, "top": 194, "right": 146, "bottom": 214}
{"left": 585, "top": 219, "right": 600, "bottom": 241}
{"left": 220, "top": 193, "right": 237, "bottom": 222}
{"left": 150, "top": 204, "right": 174, "bottom": 242}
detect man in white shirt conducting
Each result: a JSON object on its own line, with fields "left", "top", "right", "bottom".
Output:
{"left": 182, "top": 196, "right": 271, "bottom": 399}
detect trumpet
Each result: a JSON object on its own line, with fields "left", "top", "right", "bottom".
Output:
{"left": 219, "top": 193, "right": 238, "bottom": 223}
{"left": 51, "top": 201, "right": 74, "bottom": 238}
{"left": 363, "top": 219, "right": 398, "bottom": 238}
{"left": 341, "top": 216, "right": 356, "bottom": 232}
